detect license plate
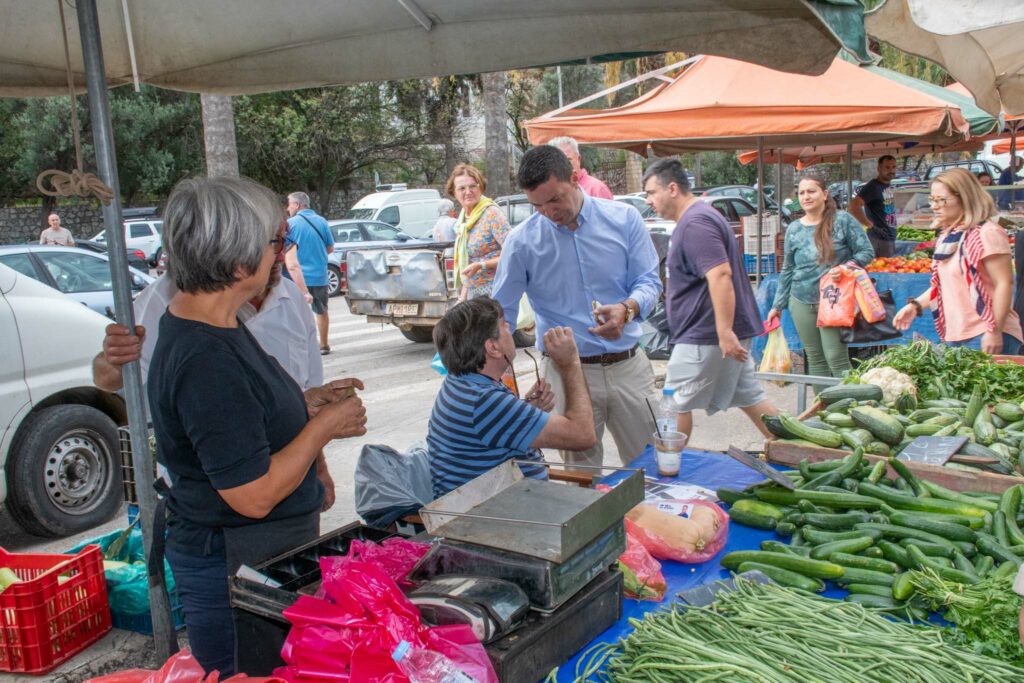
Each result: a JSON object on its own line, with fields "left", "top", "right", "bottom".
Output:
{"left": 385, "top": 303, "right": 419, "bottom": 316}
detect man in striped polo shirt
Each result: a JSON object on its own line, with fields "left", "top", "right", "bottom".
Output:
{"left": 428, "top": 297, "right": 596, "bottom": 498}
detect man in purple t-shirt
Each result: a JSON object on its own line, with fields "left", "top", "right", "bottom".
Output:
{"left": 643, "top": 159, "right": 778, "bottom": 441}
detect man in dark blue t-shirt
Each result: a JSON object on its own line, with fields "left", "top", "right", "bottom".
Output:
{"left": 427, "top": 297, "right": 595, "bottom": 497}
{"left": 850, "top": 155, "right": 898, "bottom": 257}
{"left": 998, "top": 157, "right": 1023, "bottom": 210}
{"left": 643, "top": 159, "right": 778, "bottom": 443}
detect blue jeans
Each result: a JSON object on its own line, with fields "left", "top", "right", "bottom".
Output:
{"left": 948, "top": 332, "right": 1022, "bottom": 355}
{"left": 165, "top": 547, "right": 235, "bottom": 676}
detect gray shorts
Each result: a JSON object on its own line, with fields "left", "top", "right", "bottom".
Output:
{"left": 664, "top": 339, "right": 766, "bottom": 415}
{"left": 308, "top": 285, "right": 328, "bottom": 315}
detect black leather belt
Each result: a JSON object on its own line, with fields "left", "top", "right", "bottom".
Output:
{"left": 577, "top": 344, "right": 640, "bottom": 366}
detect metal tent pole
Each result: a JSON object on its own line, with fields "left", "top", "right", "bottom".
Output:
{"left": 76, "top": 0, "right": 178, "bottom": 661}
{"left": 846, "top": 144, "right": 854, "bottom": 209}
{"left": 756, "top": 137, "right": 765, "bottom": 284}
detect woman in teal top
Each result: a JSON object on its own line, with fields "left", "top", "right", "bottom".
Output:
{"left": 766, "top": 175, "right": 875, "bottom": 379}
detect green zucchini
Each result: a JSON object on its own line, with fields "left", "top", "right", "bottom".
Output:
{"left": 827, "top": 552, "right": 898, "bottom": 574}
{"left": 866, "top": 460, "right": 887, "bottom": 484}
{"left": 908, "top": 409, "right": 941, "bottom": 423}
{"left": 865, "top": 441, "right": 891, "bottom": 456}
{"left": 774, "top": 521, "right": 797, "bottom": 537}
{"left": 802, "top": 527, "right": 882, "bottom": 544}
{"left": 799, "top": 512, "right": 882, "bottom": 530}
{"left": 729, "top": 507, "right": 777, "bottom": 530}
{"left": 877, "top": 540, "right": 914, "bottom": 569}
{"left": 995, "top": 402, "right": 1024, "bottom": 423}
{"left": 823, "top": 412, "right": 856, "bottom": 429}
{"left": 779, "top": 414, "right": 843, "bottom": 449}
{"left": 845, "top": 583, "right": 895, "bottom": 597}
{"left": 851, "top": 406, "right": 905, "bottom": 446}
{"left": 818, "top": 384, "right": 883, "bottom": 405}
{"left": 963, "top": 384, "right": 986, "bottom": 426}
{"left": 905, "top": 545, "right": 980, "bottom": 584}
{"left": 999, "top": 486, "right": 1024, "bottom": 546}
{"left": 856, "top": 482, "right": 989, "bottom": 518}
{"left": 995, "top": 561, "right": 1020, "bottom": 579}
{"left": 904, "top": 423, "right": 945, "bottom": 437}
{"left": 717, "top": 487, "right": 756, "bottom": 505}
{"left": 898, "top": 538, "right": 955, "bottom": 558}
{"left": 828, "top": 397, "right": 858, "bottom": 413}
{"left": 834, "top": 566, "right": 895, "bottom": 586}
{"left": 975, "top": 534, "right": 1023, "bottom": 566}
{"left": 759, "top": 540, "right": 810, "bottom": 556}
{"left": 894, "top": 393, "right": 918, "bottom": 414}
{"left": 974, "top": 411, "right": 997, "bottom": 445}
{"left": 761, "top": 414, "right": 792, "bottom": 439}
{"left": 861, "top": 546, "right": 885, "bottom": 559}
{"left": 891, "top": 571, "right": 914, "bottom": 600}
{"left": 973, "top": 554, "right": 995, "bottom": 576}
{"left": 753, "top": 487, "right": 883, "bottom": 510}
{"left": 952, "top": 552, "right": 980, "bottom": 582}
{"left": 810, "top": 536, "right": 875, "bottom": 560}
{"left": 919, "top": 480, "right": 999, "bottom": 513}
{"left": 737, "top": 562, "right": 825, "bottom": 592}
{"left": 852, "top": 521, "right": 958, "bottom": 552}
{"left": 886, "top": 510, "right": 978, "bottom": 543}
{"left": 806, "top": 459, "right": 846, "bottom": 473}
{"left": 719, "top": 551, "right": 846, "bottom": 579}
{"left": 887, "top": 457, "right": 922, "bottom": 496}
{"left": 844, "top": 593, "right": 900, "bottom": 609}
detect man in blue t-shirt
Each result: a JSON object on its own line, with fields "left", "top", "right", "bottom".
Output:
{"left": 642, "top": 159, "right": 779, "bottom": 444}
{"left": 998, "top": 157, "right": 1023, "bottom": 210}
{"left": 850, "top": 155, "right": 898, "bottom": 257}
{"left": 427, "top": 297, "right": 596, "bottom": 498}
{"left": 286, "top": 192, "right": 335, "bottom": 354}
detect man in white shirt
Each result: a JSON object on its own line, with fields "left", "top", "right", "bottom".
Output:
{"left": 92, "top": 259, "right": 353, "bottom": 507}
{"left": 39, "top": 213, "right": 74, "bottom": 246}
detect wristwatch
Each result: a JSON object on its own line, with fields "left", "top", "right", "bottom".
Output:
{"left": 621, "top": 302, "right": 636, "bottom": 323}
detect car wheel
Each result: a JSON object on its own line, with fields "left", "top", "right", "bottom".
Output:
{"left": 4, "top": 405, "right": 122, "bottom": 538}
{"left": 327, "top": 265, "right": 342, "bottom": 298}
{"left": 513, "top": 327, "right": 536, "bottom": 348}
{"left": 400, "top": 325, "right": 435, "bottom": 343}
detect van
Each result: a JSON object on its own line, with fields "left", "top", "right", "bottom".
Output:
{"left": 0, "top": 263, "right": 125, "bottom": 537}
{"left": 344, "top": 186, "right": 441, "bottom": 239}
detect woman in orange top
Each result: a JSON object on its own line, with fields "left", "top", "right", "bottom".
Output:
{"left": 894, "top": 168, "right": 1022, "bottom": 354}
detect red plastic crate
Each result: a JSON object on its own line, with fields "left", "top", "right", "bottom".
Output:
{"left": 0, "top": 545, "right": 112, "bottom": 674}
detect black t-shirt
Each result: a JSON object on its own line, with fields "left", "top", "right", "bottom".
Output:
{"left": 148, "top": 310, "right": 322, "bottom": 556}
{"left": 856, "top": 179, "right": 897, "bottom": 242}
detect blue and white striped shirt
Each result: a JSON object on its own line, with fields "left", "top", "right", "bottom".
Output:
{"left": 427, "top": 373, "right": 549, "bottom": 498}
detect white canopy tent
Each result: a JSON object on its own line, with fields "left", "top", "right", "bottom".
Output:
{"left": 0, "top": 0, "right": 869, "bottom": 660}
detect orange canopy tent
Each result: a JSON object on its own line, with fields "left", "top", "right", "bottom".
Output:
{"left": 736, "top": 138, "right": 985, "bottom": 169}
{"left": 524, "top": 55, "right": 971, "bottom": 154}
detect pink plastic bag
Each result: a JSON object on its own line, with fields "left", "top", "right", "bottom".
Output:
{"left": 342, "top": 538, "right": 430, "bottom": 588}
{"left": 618, "top": 527, "right": 666, "bottom": 601}
{"left": 624, "top": 499, "right": 730, "bottom": 564}
{"left": 275, "top": 545, "right": 498, "bottom": 683}
{"left": 86, "top": 651, "right": 286, "bottom": 683}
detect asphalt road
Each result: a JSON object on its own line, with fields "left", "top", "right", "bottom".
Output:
{"left": 3, "top": 296, "right": 800, "bottom": 553}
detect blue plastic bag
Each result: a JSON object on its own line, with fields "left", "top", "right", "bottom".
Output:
{"left": 431, "top": 351, "right": 447, "bottom": 376}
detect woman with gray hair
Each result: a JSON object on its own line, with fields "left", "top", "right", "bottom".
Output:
{"left": 432, "top": 197, "right": 457, "bottom": 242}
{"left": 147, "top": 176, "right": 367, "bottom": 675}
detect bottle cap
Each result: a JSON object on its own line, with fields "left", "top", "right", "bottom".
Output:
{"left": 392, "top": 640, "right": 411, "bottom": 663}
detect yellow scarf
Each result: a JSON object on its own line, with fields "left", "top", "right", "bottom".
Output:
{"left": 453, "top": 196, "right": 495, "bottom": 290}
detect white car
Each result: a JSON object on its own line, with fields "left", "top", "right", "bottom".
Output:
{"left": 0, "top": 263, "right": 124, "bottom": 537}
{"left": 93, "top": 219, "right": 164, "bottom": 265}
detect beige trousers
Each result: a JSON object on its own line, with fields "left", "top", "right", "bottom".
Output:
{"left": 543, "top": 351, "right": 657, "bottom": 469}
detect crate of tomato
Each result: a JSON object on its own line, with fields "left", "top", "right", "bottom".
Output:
{"left": 865, "top": 255, "right": 931, "bottom": 274}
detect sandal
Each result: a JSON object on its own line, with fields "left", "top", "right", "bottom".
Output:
{"left": 320, "top": 345, "right": 331, "bottom": 355}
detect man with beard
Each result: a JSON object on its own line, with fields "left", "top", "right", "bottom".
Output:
{"left": 93, "top": 217, "right": 347, "bottom": 506}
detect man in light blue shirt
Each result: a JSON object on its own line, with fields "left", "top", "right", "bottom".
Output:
{"left": 286, "top": 191, "right": 335, "bottom": 354}
{"left": 493, "top": 145, "right": 662, "bottom": 467}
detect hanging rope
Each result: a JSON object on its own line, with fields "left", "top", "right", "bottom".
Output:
{"left": 36, "top": 0, "right": 115, "bottom": 206}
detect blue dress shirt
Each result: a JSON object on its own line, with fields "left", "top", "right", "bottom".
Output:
{"left": 492, "top": 192, "right": 661, "bottom": 356}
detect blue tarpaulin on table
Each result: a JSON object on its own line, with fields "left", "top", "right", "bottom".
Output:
{"left": 554, "top": 446, "right": 863, "bottom": 682}
{"left": 752, "top": 272, "right": 937, "bottom": 361}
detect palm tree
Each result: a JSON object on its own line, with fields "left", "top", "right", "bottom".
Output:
{"left": 201, "top": 94, "right": 239, "bottom": 178}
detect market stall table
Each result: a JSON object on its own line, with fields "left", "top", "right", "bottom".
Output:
{"left": 752, "top": 272, "right": 936, "bottom": 361}
{"left": 554, "top": 446, "right": 848, "bottom": 682}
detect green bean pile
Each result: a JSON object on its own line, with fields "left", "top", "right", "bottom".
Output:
{"left": 554, "top": 579, "right": 1024, "bottom": 682}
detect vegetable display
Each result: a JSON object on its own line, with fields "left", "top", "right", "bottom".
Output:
{"left": 896, "top": 225, "right": 935, "bottom": 241}
{"left": 720, "top": 449, "right": 1024, "bottom": 666}
{"left": 847, "top": 340, "right": 1024, "bottom": 404}
{"left": 864, "top": 255, "right": 932, "bottom": 273}
{"left": 556, "top": 579, "right": 1024, "bottom": 682}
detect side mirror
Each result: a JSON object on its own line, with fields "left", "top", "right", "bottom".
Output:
{"left": 396, "top": 233, "right": 410, "bottom": 241}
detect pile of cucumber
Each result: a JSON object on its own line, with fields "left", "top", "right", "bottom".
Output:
{"left": 719, "top": 448, "right": 1024, "bottom": 616}
{"left": 763, "top": 383, "right": 1024, "bottom": 476}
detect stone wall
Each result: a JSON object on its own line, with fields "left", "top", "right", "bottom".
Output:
{"left": 0, "top": 205, "right": 106, "bottom": 245}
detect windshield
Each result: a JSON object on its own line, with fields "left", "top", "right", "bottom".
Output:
{"left": 344, "top": 208, "right": 375, "bottom": 220}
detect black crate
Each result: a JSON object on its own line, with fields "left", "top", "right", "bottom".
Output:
{"left": 230, "top": 522, "right": 396, "bottom": 675}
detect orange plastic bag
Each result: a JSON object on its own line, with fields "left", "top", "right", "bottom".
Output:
{"left": 85, "top": 651, "right": 285, "bottom": 683}
{"left": 817, "top": 267, "right": 857, "bottom": 327}
{"left": 852, "top": 269, "right": 886, "bottom": 323}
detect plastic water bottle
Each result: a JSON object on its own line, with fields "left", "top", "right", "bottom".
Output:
{"left": 392, "top": 641, "right": 479, "bottom": 683}
{"left": 656, "top": 388, "right": 677, "bottom": 435}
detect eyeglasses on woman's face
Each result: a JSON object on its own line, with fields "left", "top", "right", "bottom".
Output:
{"left": 927, "top": 195, "right": 956, "bottom": 207}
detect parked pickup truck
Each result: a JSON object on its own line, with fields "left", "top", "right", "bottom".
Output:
{"left": 344, "top": 239, "right": 537, "bottom": 346}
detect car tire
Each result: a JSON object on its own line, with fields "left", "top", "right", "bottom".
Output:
{"left": 4, "top": 405, "right": 123, "bottom": 538}
{"left": 400, "top": 326, "right": 435, "bottom": 343}
{"left": 513, "top": 328, "right": 536, "bottom": 348}
{"left": 327, "top": 265, "right": 342, "bottom": 298}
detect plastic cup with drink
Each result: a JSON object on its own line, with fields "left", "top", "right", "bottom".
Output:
{"left": 653, "top": 431, "right": 687, "bottom": 477}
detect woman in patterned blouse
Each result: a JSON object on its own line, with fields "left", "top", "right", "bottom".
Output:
{"left": 446, "top": 163, "right": 512, "bottom": 300}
